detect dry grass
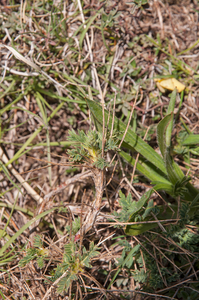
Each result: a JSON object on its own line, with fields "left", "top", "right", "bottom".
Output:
{"left": 0, "top": 0, "right": 199, "bottom": 299}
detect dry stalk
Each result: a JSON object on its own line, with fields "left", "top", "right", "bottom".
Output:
{"left": 0, "top": 147, "right": 44, "bottom": 204}
{"left": 75, "top": 168, "right": 105, "bottom": 241}
{"left": 44, "top": 170, "right": 93, "bottom": 200}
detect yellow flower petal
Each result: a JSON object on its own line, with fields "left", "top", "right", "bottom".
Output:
{"left": 155, "top": 78, "right": 185, "bottom": 93}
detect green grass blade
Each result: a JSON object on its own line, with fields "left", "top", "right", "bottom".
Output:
{"left": 0, "top": 202, "right": 33, "bottom": 216}
{"left": 3, "top": 101, "right": 65, "bottom": 167}
{"left": 36, "top": 87, "right": 86, "bottom": 104}
{"left": 0, "top": 90, "right": 28, "bottom": 116}
{"left": 147, "top": 36, "right": 196, "bottom": 74}
{"left": 79, "top": 13, "right": 99, "bottom": 49}
{"left": 166, "top": 89, "right": 176, "bottom": 147}
{"left": 119, "top": 150, "right": 169, "bottom": 184}
{"left": 5, "top": 106, "right": 44, "bottom": 124}
{"left": 0, "top": 161, "right": 23, "bottom": 195}
{"left": 0, "top": 191, "right": 19, "bottom": 240}
{"left": 0, "top": 80, "right": 16, "bottom": 101}
{"left": 36, "top": 92, "right": 52, "bottom": 185}
{"left": 177, "top": 38, "right": 199, "bottom": 55}
{"left": 86, "top": 98, "right": 167, "bottom": 174}
{"left": 0, "top": 207, "right": 57, "bottom": 257}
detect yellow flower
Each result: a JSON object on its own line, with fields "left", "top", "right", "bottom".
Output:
{"left": 154, "top": 78, "right": 185, "bottom": 93}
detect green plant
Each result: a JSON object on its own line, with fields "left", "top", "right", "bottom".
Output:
{"left": 86, "top": 90, "right": 199, "bottom": 236}
{"left": 67, "top": 129, "right": 119, "bottom": 169}
{"left": 86, "top": 90, "right": 198, "bottom": 196}
{"left": 19, "top": 234, "right": 100, "bottom": 295}
{"left": 109, "top": 202, "right": 199, "bottom": 295}
{"left": 113, "top": 189, "right": 154, "bottom": 224}
{"left": 51, "top": 241, "right": 99, "bottom": 294}
{"left": 134, "top": 0, "right": 148, "bottom": 7}
{"left": 1, "top": 1, "right": 199, "bottom": 299}
{"left": 0, "top": 208, "right": 57, "bottom": 258}
{"left": 19, "top": 235, "right": 49, "bottom": 269}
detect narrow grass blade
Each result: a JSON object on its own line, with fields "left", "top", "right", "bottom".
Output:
{"left": 166, "top": 89, "right": 176, "bottom": 147}
{"left": 0, "top": 191, "right": 19, "bottom": 240}
{"left": 5, "top": 106, "right": 44, "bottom": 124}
{"left": 0, "top": 207, "right": 57, "bottom": 257}
{"left": 37, "top": 88, "right": 86, "bottom": 104}
{"left": 0, "top": 80, "right": 16, "bottom": 101}
{"left": 0, "top": 202, "right": 34, "bottom": 216}
{"left": 79, "top": 13, "right": 99, "bottom": 49}
{"left": 36, "top": 92, "right": 52, "bottom": 185}
{"left": 0, "top": 161, "right": 22, "bottom": 195}
{"left": 146, "top": 36, "right": 195, "bottom": 74}
{"left": 3, "top": 101, "right": 65, "bottom": 167}
{"left": 120, "top": 150, "right": 169, "bottom": 184}
{"left": 0, "top": 90, "right": 28, "bottom": 116}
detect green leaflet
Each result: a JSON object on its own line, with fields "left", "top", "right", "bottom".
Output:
{"left": 125, "top": 203, "right": 199, "bottom": 236}
{"left": 182, "top": 134, "right": 199, "bottom": 146}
